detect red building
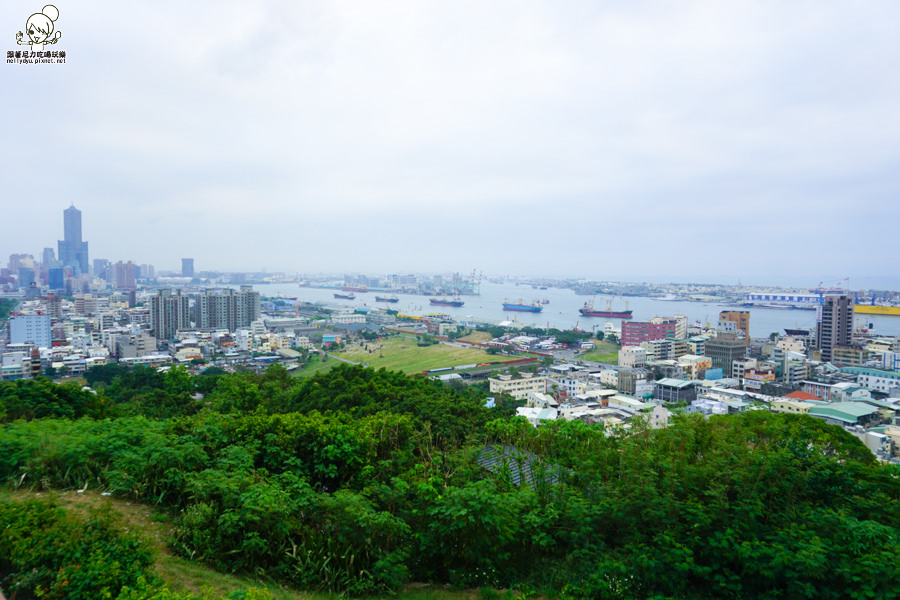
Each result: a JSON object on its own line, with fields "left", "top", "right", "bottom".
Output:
{"left": 621, "top": 320, "right": 677, "bottom": 347}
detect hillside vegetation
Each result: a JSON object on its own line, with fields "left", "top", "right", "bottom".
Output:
{"left": 0, "top": 363, "right": 898, "bottom": 599}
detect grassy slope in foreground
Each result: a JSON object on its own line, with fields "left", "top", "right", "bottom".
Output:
{"left": 1, "top": 490, "right": 485, "bottom": 600}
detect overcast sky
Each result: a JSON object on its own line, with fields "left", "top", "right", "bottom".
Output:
{"left": 3, "top": 1, "right": 899, "bottom": 288}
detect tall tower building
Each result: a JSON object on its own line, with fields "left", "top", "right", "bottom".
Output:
{"left": 815, "top": 295, "right": 854, "bottom": 364}
{"left": 149, "top": 289, "right": 191, "bottom": 340}
{"left": 58, "top": 205, "right": 89, "bottom": 275}
{"left": 182, "top": 258, "right": 195, "bottom": 278}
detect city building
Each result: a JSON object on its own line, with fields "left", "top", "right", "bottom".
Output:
{"left": 651, "top": 315, "right": 688, "bottom": 340}
{"left": 182, "top": 258, "right": 195, "bottom": 278}
{"left": 719, "top": 310, "right": 750, "bottom": 346}
{"left": 17, "top": 267, "right": 35, "bottom": 290}
{"left": 815, "top": 294, "right": 854, "bottom": 364}
{"left": 705, "top": 333, "right": 746, "bottom": 373}
{"left": 488, "top": 373, "right": 548, "bottom": 400}
{"left": 48, "top": 268, "right": 64, "bottom": 291}
{"left": 654, "top": 378, "right": 698, "bottom": 403}
{"left": 57, "top": 205, "right": 89, "bottom": 275}
{"left": 194, "top": 286, "right": 261, "bottom": 332}
{"left": 150, "top": 289, "right": 191, "bottom": 340}
{"left": 114, "top": 261, "right": 136, "bottom": 290}
{"left": 619, "top": 346, "right": 647, "bottom": 368}
{"left": 621, "top": 320, "right": 677, "bottom": 347}
{"left": 9, "top": 314, "right": 52, "bottom": 348}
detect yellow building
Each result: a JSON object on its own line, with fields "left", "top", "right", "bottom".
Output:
{"left": 771, "top": 400, "right": 814, "bottom": 414}
{"left": 489, "top": 373, "right": 548, "bottom": 400}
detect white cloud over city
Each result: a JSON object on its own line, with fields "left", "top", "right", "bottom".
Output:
{"left": 3, "top": 0, "right": 899, "bottom": 286}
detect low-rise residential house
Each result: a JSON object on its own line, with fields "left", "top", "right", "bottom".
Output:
{"left": 685, "top": 398, "right": 730, "bottom": 416}
{"left": 596, "top": 369, "right": 618, "bottom": 387}
{"left": 526, "top": 392, "right": 559, "bottom": 409}
{"left": 647, "top": 405, "right": 673, "bottom": 428}
{"left": 515, "top": 406, "right": 558, "bottom": 426}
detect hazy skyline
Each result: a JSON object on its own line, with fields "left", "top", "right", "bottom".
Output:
{"left": 3, "top": 1, "right": 900, "bottom": 289}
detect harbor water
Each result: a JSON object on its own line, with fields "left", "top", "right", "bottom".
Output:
{"left": 256, "top": 280, "right": 900, "bottom": 339}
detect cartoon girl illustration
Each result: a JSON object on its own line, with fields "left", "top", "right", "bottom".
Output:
{"left": 16, "top": 5, "right": 61, "bottom": 52}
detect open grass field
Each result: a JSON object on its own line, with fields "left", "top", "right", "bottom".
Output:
{"left": 457, "top": 331, "right": 493, "bottom": 344}
{"left": 332, "top": 336, "right": 522, "bottom": 374}
{"left": 2, "top": 490, "right": 489, "bottom": 600}
{"left": 580, "top": 341, "right": 619, "bottom": 364}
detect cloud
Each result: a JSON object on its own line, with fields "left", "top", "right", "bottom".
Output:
{"left": 1, "top": 0, "right": 899, "bottom": 285}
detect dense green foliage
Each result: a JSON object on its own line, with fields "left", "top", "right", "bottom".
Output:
{"left": 0, "top": 362, "right": 898, "bottom": 598}
{"left": 0, "top": 496, "right": 154, "bottom": 599}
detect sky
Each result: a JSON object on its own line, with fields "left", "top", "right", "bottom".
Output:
{"left": 3, "top": 1, "right": 900, "bottom": 289}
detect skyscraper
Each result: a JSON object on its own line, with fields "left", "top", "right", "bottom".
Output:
{"left": 58, "top": 205, "right": 89, "bottom": 275}
{"left": 182, "top": 258, "right": 195, "bottom": 278}
{"left": 815, "top": 295, "right": 854, "bottom": 364}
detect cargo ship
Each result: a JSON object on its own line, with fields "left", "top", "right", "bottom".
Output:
{"left": 333, "top": 292, "right": 356, "bottom": 300}
{"left": 430, "top": 297, "right": 464, "bottom": 307}
{"left": 579, "top": 299, "right": 633, "bottom": 319}
{"left": 502, "top": 299, "right": 543, "bottom": 313}
{"left": 341, "top": 285, "right": 368, "bottom": 293}
{"left": 375, "top": 295, "right": 399, "bottom": 303}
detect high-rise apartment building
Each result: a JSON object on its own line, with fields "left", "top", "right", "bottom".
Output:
{"left": 114, "top": 261, "right": 136, "bottom": 290}
{"left": 194, "top": 286, "right": 261, "bottom": 332}
{"left": 182, "top": 258, "right": 195, "bottom": 278}
{"left": 150, "top": 289, "right": 191, "bottom": 340}
{"left": 58, "top": 205, "right": 89, "bottom": 275}
{"left": 815, "top": 295, "right": 854, "bottom": 364}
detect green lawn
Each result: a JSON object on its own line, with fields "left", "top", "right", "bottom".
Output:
{"left": 456, "top": 331, "right": 493, "bottom": 344}
{"left": 332, "top": 336, "right": 521, "bottom": 374}
{"left": 580, "top": 341, "right": 619, "bottom": 364}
